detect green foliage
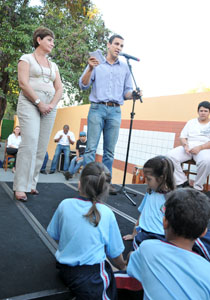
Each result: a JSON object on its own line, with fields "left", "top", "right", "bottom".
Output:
{"left": 0, "top": 0, "right": 41, "bottom": 120}
{"left": 40, "top": 0, "right": 110, "bottom": 105}
{"left": 188, "top": 86, "right": 210, "bottom": 93}
{"left": 0, "top": 0, "right": 110, "bottom": 121}
{"left": 4, "top": 101, "right": 16, "bottom": 120}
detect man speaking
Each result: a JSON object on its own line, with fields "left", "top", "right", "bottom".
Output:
{"left": 79, "top": 34, "right": 140, "bottom": 194}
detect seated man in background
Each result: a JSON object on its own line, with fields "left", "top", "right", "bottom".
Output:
{"left": 40, "top": 152, "right": 49, "bottom": 174}
{"left": 49, "top": 125, "right": 75, "bottom": 174}
{"left": 127, "top": 188, "right": 210, "bottom": 299}
{"left": 64, "top": 131, "right": 87, "bottom": 180}
{"left": 167, "top": 101, "right": 210, "bottom": 191}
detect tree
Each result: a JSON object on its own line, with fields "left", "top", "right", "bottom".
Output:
{"left": 0, "top": 0, "right": 41, "bottom": 121}
{"left": 188, "top": 86, "right": 210, "bottom": 93}
{"left": 41, "top": 0, "right": 110, "bottom": 105}
{"left": 0, "top": 0, "right": 110, "bottom": 122}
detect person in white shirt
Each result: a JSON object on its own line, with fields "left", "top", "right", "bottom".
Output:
{"left": 13, "top": 27, "right": 63, "bottom": 202}
{"left": 167, "top": 101, "right": 210, "bottom": 191}
{"left": 49, "top": 125, "right": 75, "bottom": 173}
{"left": 6, "top": 126, "right": 21, "bottom": 173}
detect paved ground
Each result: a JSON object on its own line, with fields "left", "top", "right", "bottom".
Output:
{"left": 0, "top": 141, "right": 79, "bottom": 184}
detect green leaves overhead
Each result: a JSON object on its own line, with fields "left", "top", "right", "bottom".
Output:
{"left": 0, "top": 0, "right": 110, "bottom": 121}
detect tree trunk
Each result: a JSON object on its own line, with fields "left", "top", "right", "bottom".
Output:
{"left": 0, "top": 97, "right": 7, "bottom": 123}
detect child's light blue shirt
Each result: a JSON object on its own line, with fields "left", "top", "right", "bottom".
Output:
{"left": 138, "top": 191, "right": 165, "bottom": 235}
{"left": 47, "top": 197, "right": 125, "bottom": 266}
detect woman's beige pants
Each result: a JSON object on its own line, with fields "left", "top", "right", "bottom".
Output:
{"left": 13, "top": 91, "right": 56, "bottom": 192}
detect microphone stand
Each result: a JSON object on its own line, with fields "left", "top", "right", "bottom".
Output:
{"left": 116, "top": 58, "right": 143, "bottom": 206}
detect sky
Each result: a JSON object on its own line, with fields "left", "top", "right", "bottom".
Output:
{"left": 30, "top": 0, "right": 210, "bottom": 97}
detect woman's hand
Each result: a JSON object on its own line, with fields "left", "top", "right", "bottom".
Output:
{"left": 37, "top": 102, "right": 53, "bottom": 115}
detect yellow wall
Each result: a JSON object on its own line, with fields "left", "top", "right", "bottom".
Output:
{"left": 48, "top": 104, "right": 90, "bottom": 159}
{"left": 121, "top": 91, "right": 210, "bottom": 121}
{"left": 48, "top": 92, "right": 210, "bottom": 183}
{"left": 2, "top": 92, "right": 209, "bottom": 183}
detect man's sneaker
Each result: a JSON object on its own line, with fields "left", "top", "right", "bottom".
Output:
{"left": 40, "top": 170, "right": 48, "bottom": 175}
{"left": 49, "top": 170, "right": 55, "bottom": 174}
{"left": 64, "top": 171, "right": 73, "bottom": 180}
{"left": 176, "top": 180, "right": 190, "bottom": 188}
{"left": 109, "top": 184, "right": 117, "bottom": 195}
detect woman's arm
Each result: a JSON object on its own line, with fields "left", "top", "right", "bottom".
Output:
{"left": 49, "top": 70, "right": 63, "bottom": 108}
{"left": 18, "top": 61, "right": 52, "bottom": 115}
{"left": 18, "top": 61, "right": 40, "bottom": 103}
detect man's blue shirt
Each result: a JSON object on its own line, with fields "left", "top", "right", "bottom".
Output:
{"left": 79, "top": 59, "right": 133, "bottom": 105}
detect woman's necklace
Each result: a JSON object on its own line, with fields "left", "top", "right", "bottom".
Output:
{"left": 33, "top": 53, "right": 52, "bottom": 83}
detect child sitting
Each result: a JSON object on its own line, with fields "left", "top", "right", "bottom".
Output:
{"left": 127, "top": 188, "right": 210, "bottom": 299}
{"left": 47, "top": 162, "right": 126, "bottom": 300}
{"left": 123, "top": 156, "right": 175, "bottom": 249}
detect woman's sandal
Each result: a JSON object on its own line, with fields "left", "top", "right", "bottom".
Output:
{"left": 31, "top": 189, "right": 39, "bottom": 195}
{"left": 14, "top": 192, "right": 27, "bottom": 202}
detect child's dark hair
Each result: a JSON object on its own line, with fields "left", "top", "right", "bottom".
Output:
{"left": 165, "top": 188, "right": 210, "bottom": 239}
{"left": 197, "top": 101, "right": 210, "bottom": 111}
{"left": 80, "top": 162, "right": 111, "bottom": 227}
{"left": 143, "top": 156, "right": 175, "bottom": 193}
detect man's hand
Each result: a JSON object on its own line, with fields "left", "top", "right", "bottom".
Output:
{"left": 88, "top": 57, "right": 100, "bottom": 71}
{"left": 125, "top": 89, "right": 143, "bottom": 101}
{"left": 189, "top": 145, "right": 202, "bottom": 155}
{"left": 132, "top": 89, "right": 142, "bottom": 99}
{"left": 183, "top": 144, "right": 190, "bottom": 154}
{"left": 67, "top": 135, "right": 75, "bottom": 145}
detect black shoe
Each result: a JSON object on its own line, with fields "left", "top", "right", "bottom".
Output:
{"left": 64, "top": 171, "right": 73, "bottom": 180}
{"left": 109, "top": 184, "right": 117, "bottom": 195}
{"left": 176, "top": 181, "right": 190, "bottom": 188}
{"left": 40, "top": 170, "right": 47, "bottom": 175}
{"left": 49, "top": 170, "right": 55, "bottom": 174}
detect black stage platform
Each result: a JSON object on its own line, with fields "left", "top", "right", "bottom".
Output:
{"left": 0, "top": 182, "right": 147, "bottom": 300}
{"left": 1, "top": 182, "right": 209, "bottom": 300}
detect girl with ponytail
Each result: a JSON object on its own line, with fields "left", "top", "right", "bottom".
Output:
{"left": 47, "top": 162, "right": 126, "bottom": 299}
{"left": 123, "top": 156, "right": 175, "bottom": 249}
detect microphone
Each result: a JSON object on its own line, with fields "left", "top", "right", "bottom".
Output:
{"left": 119, "top": 52, "right": 140, "bottom": 62}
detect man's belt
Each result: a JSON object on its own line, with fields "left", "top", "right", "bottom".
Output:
{"left": 98, "top": 101, "right": 120, "bottom": 107}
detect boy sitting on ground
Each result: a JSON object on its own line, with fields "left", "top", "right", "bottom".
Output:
{"left": 127, "top": 188, "right": 210, "bottom": 299}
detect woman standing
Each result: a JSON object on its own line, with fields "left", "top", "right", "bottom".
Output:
{"left": 6, "top": 126, "right": 21, "bottom": 173}
{"left": 13, "top": 27, "right": 63, "bottom": 202}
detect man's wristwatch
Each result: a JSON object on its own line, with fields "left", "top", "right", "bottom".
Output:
{"left": 34, "top": 98, "right": 41, "bottom": 106}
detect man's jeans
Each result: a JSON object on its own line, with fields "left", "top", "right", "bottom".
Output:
{"left": 50, "top": 144, "right": 70, "bottom": 171}
{"left": 83, "top": 103, "right": 121, "bottom": 175}
{"left": 68, "top": 156, "right": 84, "bottom": 174}
{"left": 41, "top": 152, "right": 49, "bottom": 171}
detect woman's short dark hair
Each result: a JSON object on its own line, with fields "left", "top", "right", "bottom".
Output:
{"left": 33, "top": 27, "right": 55, "bottom": 49}
{"left": 143, "top": 156, "right": 175, "bottom": 193}
{"left": 197, "top": 101, "right": 210, "bottom": 111}
{"left": 165, "top": 188, "right": 210, "bottom": 239}
{"left": 80, "top": 162, "right": 111, "bottom": 227}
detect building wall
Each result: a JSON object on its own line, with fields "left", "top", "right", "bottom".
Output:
{"left": 46, "top": 91, "right": 210, "bottom": 183}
